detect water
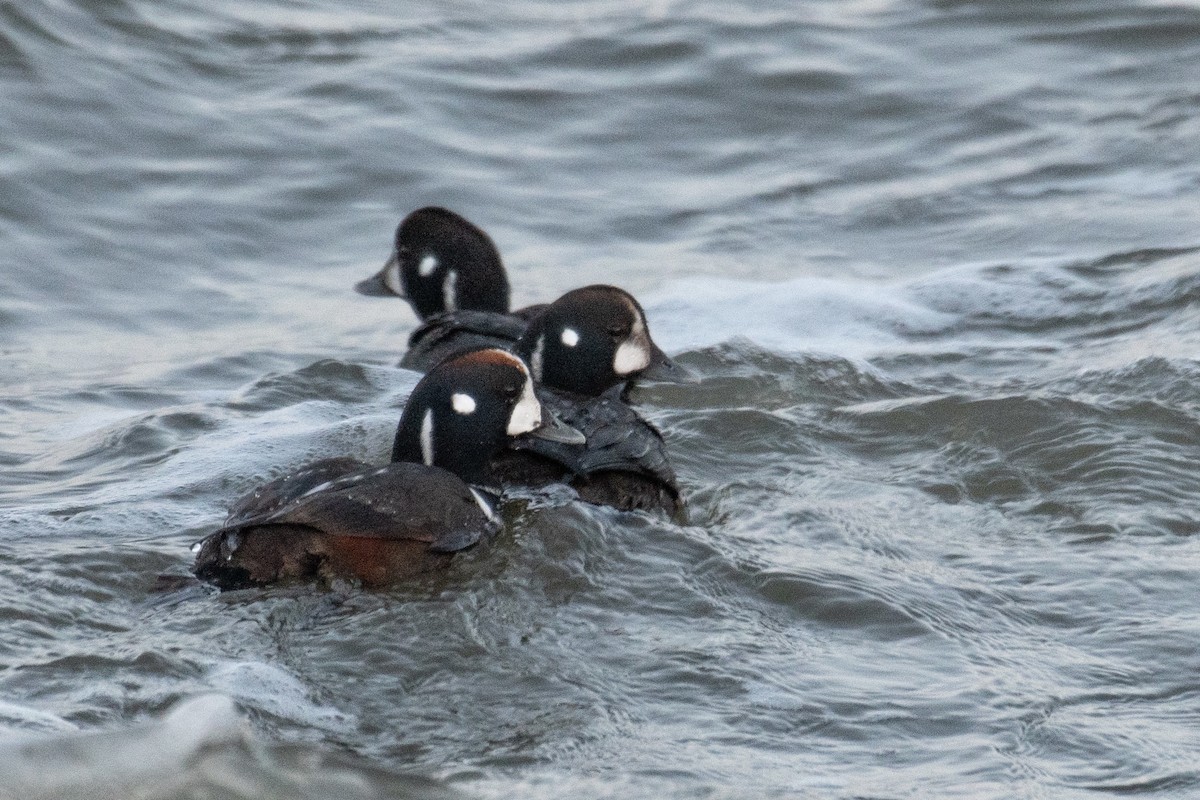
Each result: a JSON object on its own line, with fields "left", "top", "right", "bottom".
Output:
{"left": 2, "top": 0, "right": 1199, "bottom": 797}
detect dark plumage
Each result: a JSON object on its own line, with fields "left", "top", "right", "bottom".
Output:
{"left": 354, "top": 209, "right": 689, "bottom": 516}
{"left": 404, "top": 285, "right": 683, "bottom": 393}
{"left": 192, "top": 349, "right": 581, "bottom": 589}
{"left": 355, "top": 207, "right": 511, "bottom": 319}
{"left": 496, "top": 386, "right": 683, "bottom": 518}
{"left": 397, "top": 286, "right": 688, "bottom": 515}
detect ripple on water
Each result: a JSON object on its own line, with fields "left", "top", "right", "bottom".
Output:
{"left": 2, "top": 0, "right": 1200, "bottom": 795}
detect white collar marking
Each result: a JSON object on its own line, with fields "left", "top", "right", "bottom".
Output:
{"left": 443, "top": 269, "right": 457, "bottom": 312}
{"left": 420, "top": 408, "right": 434, "bottom": 466}
{"left": 530, "top": 334, "right": 545, "bottom": 383}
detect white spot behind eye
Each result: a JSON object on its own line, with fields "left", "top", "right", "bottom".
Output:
{"left": 443, "top": 270, "right": 457, "bottom": 312}
{"left": 420, "top": 408, "right": 434, "bottom": 466}
{"left": 418, "top": 253, "right": 439, "bottom": 277}
{"left": 452, "top": 392, "right": 477, "bottom": 414}
{"left": 530, "top": 335, "right": 545, "bottom": 382}
{"left": 507, "top": 379, "right": 542, "bottom": 436}
{"left": 560, "top": 327, "right": 579, "bottom": 347}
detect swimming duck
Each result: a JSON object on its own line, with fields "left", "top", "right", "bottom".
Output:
{"left": 403, "top": 285, "right": 680, "bottom": 388}
{"left": 356, "top": 211, "right": 687, "bottom": 515}
{"left": 497, "top": 383, "right": 683, "bottom": 516}
{"left": 192, "top": 349, "right": 582, "bottom": 590}
{"left": 355, "top": 206, "right": 538, "bottom": 321}
{"left": 407, "top": 285, "right": 688, "bottom": 516}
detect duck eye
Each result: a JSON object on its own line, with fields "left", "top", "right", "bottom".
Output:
{"left": 607, "top": 324, "right": 630, "bottom": 339}
{"left": 501, "top": 383, "right": 521, "bottom": 399}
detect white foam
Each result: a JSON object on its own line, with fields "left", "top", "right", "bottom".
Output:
{"left": 205, "top": 660, "right": 355, "bottom": 734}
{"left": 11, "top": 363, "right": 421, "bottom": 523}
{"left": 0, "top": 699, "right": 76, "bottom": 735}
{"left": 643, "top": 275, "right": 957, "bottom": 360}
{"left": 0, "top": 694, "right": 246, "bottom": 800}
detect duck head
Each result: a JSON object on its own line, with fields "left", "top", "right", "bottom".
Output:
{"left": 356, "top": 207, "right": 510, "bottom": 319}
{"left": 391, "top": 348, "right": 582, "bottom": 486}
{"left": 514, "top": 285, "right": 685, "bottom": 397}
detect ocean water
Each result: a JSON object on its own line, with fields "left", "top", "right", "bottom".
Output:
{"left": 2, "top": 1, "right": 1200, "bottom": 797}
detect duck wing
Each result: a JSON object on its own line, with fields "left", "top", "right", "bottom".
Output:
{"left": 217, "top": 462, "right": 497, "bottom": 551}
{"left": 507, "top": 387, "right": 678, "bottom": 489}
{"left": 223, "top": 457, "right": 371, "bottom": 527}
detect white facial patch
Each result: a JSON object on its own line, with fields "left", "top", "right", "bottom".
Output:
{"left": 383, "top": 252, "right": 405, "bottom": 296}
{"left": 452, "top": 392, "right": 476, "bottom": 415}
{"left": 613, "top": 314, "right": 651, "bottom": 375}
{"left": 443, "top": 269, "right": 457, "bottom": 312}
{"left": 530, "top": 334, "right": 545, "bottom": 383}
{"left": 418, "top": 253, "right": 439, "bottom": 277}
{"left": 420, "top": 408, "right": 434, "bottom": 466}
{"left": 560, "top": 327, "right": 580, "bottom": 347}
{"left": 507, "top": 378, "right": 542, "bottom": 436}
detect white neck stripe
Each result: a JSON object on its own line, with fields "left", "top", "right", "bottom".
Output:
{"left": 419, "top": 408, "right": 434, "bottom": 466}
{"left": 443, "top": 269, "right": 457, "bottom": 312}
{"left": 530, "top": 335, "right": 545, "bottom": 383}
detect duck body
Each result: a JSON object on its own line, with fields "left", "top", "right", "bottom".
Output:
{"left": 495, "top": 386, "right": 682, "bottom": 517}
{"left": 192, "top": 349, "right": 580, "bottom": 590}
{"left": 401, "top": 310, "right": 526, "bottom": 372}
{"left": 193, "top": 461, "right": 499, "bottom": 589}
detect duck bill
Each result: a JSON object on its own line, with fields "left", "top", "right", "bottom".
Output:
{"left": 530, "top": 409, "right": 586, "bottom": 445}
{"left": 637, "top": 344, "right": 699, "bottom": 384}
{"left": 354, "top": 252, "right": 404, "bottom": 298}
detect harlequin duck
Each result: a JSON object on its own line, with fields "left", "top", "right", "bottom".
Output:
{"left": 495, "top": 384, "right": 683, "bottom": 517}
{"left": 403, "top": 285, "right": 682, "bottom": 387}
{"left": 355, "top": 210, "right": 688, "bottom": 515}
{"left": 192, "top": 349, "right": 583, "bottom": 590}
{"left": 399, "top": 285, "right": 687, "bottom": 516}
{"left": 355, "top": 206, "right": 548, "bottom": 321}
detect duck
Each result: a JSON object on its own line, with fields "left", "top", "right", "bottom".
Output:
{"left": 403, "top": 284, "right": 682, "bottom": 389}
{"left": 402, "top": 285, "right": 688, "bottom": 517}
{"left": 496, "top": 383, "right": 683, "bottom": 516}
{"left": 192, "top": 349, "right": 583, "bottom": 590}
{"left": 355, "top": 210, "right": 688, "bottom": 516}
{"left": 356, "top": 206, "right": 548, "bottom": 321}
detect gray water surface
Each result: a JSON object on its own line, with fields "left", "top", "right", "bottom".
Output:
{"left": 2, "top": 1, "right": 1200, "bottom": 798}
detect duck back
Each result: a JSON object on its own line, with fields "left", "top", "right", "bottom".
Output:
{"left": 400, "top": 310, "right": 528, "bottom": 371}
{"left": 194, "top": 461, "right": 498, "bottom": 589}
{"left": 493, "top": 388, "right": 682, "bottom": 517}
